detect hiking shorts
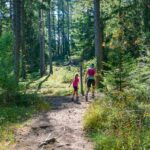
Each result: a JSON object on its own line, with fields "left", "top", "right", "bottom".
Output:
{"left": 73, "top": 86, "right": 78, "bottom": 92}
{"left": 87, "top": 79, "right": 95, "bottom": 88}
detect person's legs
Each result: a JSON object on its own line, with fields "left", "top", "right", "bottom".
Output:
{"left": 92, "top": 86, "right": 95, "bottom": 98}
{"left": 86, "top": 88, "right": 90, "bottom": 96}
{"left": 92, "top": 80, "right": 96, "bottom": 98}
{"left": 85, "top": 80, "right": 91, "bottom": 101}
{"left": 76, "top": 90, "right": 79, "bottom": 100}
{"left": 72, "top": 89, "right": 75, "bottom": 100}
{"left": 73, "top": 87, "right": 78, "bottom": 101}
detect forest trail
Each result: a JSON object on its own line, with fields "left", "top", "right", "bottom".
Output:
{"left": 12, "top": 96, "right": 94, "bottom": 150}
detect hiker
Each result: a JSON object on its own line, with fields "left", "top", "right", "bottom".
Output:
{"left": 85, "top": 64, "right": 96, "bottom": 101}
{"left": 69, "top": 73, "right": 79, "bottom": 101}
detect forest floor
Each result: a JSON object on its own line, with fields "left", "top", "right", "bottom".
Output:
{"left": 12, "top": 95, "right": 94, "bottom": 150}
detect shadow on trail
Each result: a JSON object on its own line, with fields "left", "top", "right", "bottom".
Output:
{"left": 44, "top": 96, "right": 82, "bottom": 110}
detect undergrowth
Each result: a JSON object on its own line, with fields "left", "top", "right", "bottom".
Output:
{"left": 84, "top": 56, "right": 150, "bottom": 149}
{"left": 84, "top": 92, "right": 150, "bottom": 149}
{"left": 0, "top": 65, "right": 79, "bottom": 149}
{"left": 0, "top": 93, "right": 50, "bottom": 149}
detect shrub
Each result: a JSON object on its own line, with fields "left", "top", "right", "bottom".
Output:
{"left": 0, "top": 32, "right": 18, "bottom": 103}
{"left": 102, "top": 54, "right": 150, "bottom": 102}
{"left": 129, "top": 55, "right": 150, "bottom": 103}
{"left": 83, "top": 59, "right": 96, "bottom": 71}
{"left": 0, "top": 93, "right": 50, "bottom": 146}
{"left": 61, "top": 67, "right": 78, "bottom": 83}
{"left": 84, "top": 92, "right": 150, "bottom": 149}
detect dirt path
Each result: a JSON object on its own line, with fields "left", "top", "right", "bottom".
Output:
{"left": 12, "top": 96, "right": 93, "bottom": 150}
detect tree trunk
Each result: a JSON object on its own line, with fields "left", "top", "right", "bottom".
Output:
{"left": 10, "top": 0, "right": 13, "bottom": 30}
{"left": 28, "top": 0, "right": 35, "bottom": 72}
{"left": 62, "top": 0, "right": 65, "bottom": 56}
{"left": 13, "top": 0, "right": 21, "bottom": 83}
{"left": 48, "top": 0, "right": 53, "bottom": 74}
{"left": 20, "top": 0, "right": 26, "bottom": 79}
{"left": 0, "top": 19, "right": 2, "bottom": 36}
{"left": 93, "top": 0, "right": 103, "bottom": 87}
{"left": 143, "top": 0, "right": 150, "bottom": 32}
{"left": 57, "top": 0, "right": 60, "bottom": 56}
{"left": 70, "top": 2, "right": 72, "bottom": 55}
{"left": 52, "top": 1, "right": 56, "bottom": 55}
{"left": 39, "top": 5, "right": 45, "bottom": 77}
{"left": 0, "top": 0, "right": 3, "bottom": 36}
{"left": 67, "top": 0, "right": 70, "bottom": 57}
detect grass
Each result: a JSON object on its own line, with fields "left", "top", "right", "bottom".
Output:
{"left": 0, "top": 93, "right": 50, "bottom": 149}
{"left": 84, "top": 92, "right": 150, "bottom": 149}
{"left": 0, "top": 65, "right": 79, "bottom": 149}
{"left": 24, "top": 66, "right": 78, "bottom": 95}
{"left": 83, "top": 57, "right": 150, "bottom": 149}
{"left": 0, "top": 106, "right": 33, "bottom": 141}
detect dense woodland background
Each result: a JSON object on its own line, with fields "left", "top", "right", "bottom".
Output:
{"left": 0, "top": 0, "right": 150, "bottom": 149}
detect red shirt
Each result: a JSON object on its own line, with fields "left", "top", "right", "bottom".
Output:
{"left": 87, "top": 68, "right": 96, "bottom": 77}
{"left": 72, "top": 77, "right": 79, "bottom": 87}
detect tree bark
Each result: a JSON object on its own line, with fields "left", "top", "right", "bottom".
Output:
{"left": 48, "top": 0, "right": 53, "bottom": 74}
{"left": 62, "top": 0, "right": 65, "bottom": 55}
{"left": 93, "top": 0, "right": 103, "bottom": 73}
{"left": 52, "top": 1, "right": 56, "bottom": 55}
{"left": 93, "top": 0, "right": 103, "bottom": 87}
{"left": 143, "top": 0, "right": 150, "bottom": 32}
{"left": 0, "top": 19, "right": 2, "bottom": 36}
{"left": 67, "top": 0, "right": 70, "bottom": 57}
{"left": 20, "top": 0, "right": 26, "bottom": 79}
{"left": 39, "top": 4, "right": 45, "bottom": 77}
{"left": 13, "top": 0, "right": 21, "bottom": 83}
{"left": 57, "top": 0, "right": 60, "bottom": 56}
{"left": 0, "top": 0, "right": 3, "bottom": 36}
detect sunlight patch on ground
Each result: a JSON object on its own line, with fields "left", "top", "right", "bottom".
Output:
{"left": 25, "top": 66, "right": 78, "bottom": 96}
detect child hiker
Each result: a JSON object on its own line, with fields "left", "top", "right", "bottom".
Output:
{"left": 69, "top": 74, "right": 79, "bottom": 101}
